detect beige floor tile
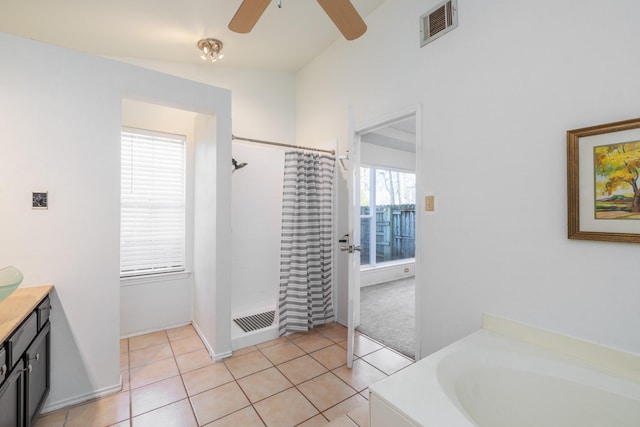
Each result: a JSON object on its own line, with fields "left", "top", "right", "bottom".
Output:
{"left": 204, "top": 406, "right": 265, "bottom": 427}
{"left": 129, "top": 331, "right": 169, "bottom": 351}
{"left": 190, "top": 382, "right": 250, "bottom": 425}
{"left": 285, "top": 330, "right": 315, "bottom": 340}
{"left": 297, "top": 414, "right": 329, "bottom": 427}
{"left": 166, "top": 324, "right": 197, "bottom": 342}
{"left": 121, "top": 369, "right": 130, "bottom": 391}
{"left": 224, "top": 350, "right": 273, "bottom": 379}
{"left": 34, "top": 409, "right": 67, "bottom": 427}
{"left": 253, "top": 388, "right": 318, "bottom": 427}
{"left": 66, "top": 391, "right": 130, "bottom": 427}
{"left": 175, "top": 348, "right": 213, "bottom": 373}
{"left": 120, "top": 352, "right": 129, "bottom": 370}
{"left": 255, "top": 336, "right": 289, "bottom": 349}
{"left": 361, "top": 348, "right": 412, "bottom": 375}
{"left": 131, "top": 376, "right": 187, "bottom": 417}
{"left": 322, "top": 394, "right": 368, "bottom": 421}
{"left": 130, "top": 357, "right": 180, "bottom": 389}
{"left": 326, "top": 414, "right": 358, "bottom": 426}
{"left": 353, "top": 334, "right": 384, "bottom": 357}
{"left": 129, "top": 343, "right": 173, "bottom": 368}
{"left": 292, "top": 333, "right": 334, "bottom": 353}
{"left": 131, "top": 399, "right": 197, "bottom": 427}
{"left": 346, "top": 403, "right": 370, "bottom": 427}
{"left": 259, "top": 341, "right": 305, "bottom": 365}
{"left": 231, "top": 345, "right": 259, "bottom": 357}
{"left": 120, "top": 339, "right": 129, "bottom": 354}
{"left": 317, "top": 324, "right": 348, "bottom": 342}
{"left": 237, "top": 367, "right": 293, "bottom": 403}
{"left": 297, "top": 372, "right": 357, "bottom": 412}
{"left": 276, "top": 354, "right": 328, "bottom": 385}
{"left": 181, "top": 363, "right": 234, "bottom": 396}
{"left": 332, "top": 359, "right": 387, "bottom": 392}
{"left": 170, "top": 335, "right": 205, "bottom": 356}
{"left": 310, "top": 344, "right": 348, "bottom": 370}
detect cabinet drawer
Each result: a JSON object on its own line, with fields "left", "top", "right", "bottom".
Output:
{"left": 0, "top": 347, "right": 5, "bottom": 384}
{"left": 6, "top": 312, "right": 37, "bottom": 369}
{"left": 36, "top": 296, "right": 51, "bottom": 331}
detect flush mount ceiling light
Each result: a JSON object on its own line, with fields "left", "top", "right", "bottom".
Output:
{"left": 197, "top": 38, "right": 224, "bottom": 62}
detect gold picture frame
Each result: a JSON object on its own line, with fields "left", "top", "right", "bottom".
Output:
{"left": 567, "top": 117, "right": 640, "bottom": 243}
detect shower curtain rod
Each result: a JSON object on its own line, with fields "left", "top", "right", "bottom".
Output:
{"left": 232, "top": 134, "right": 335, "bottom": 155}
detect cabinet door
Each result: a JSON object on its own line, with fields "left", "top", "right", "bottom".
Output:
{"left": 25, "top": 322, "right": 50, "bottom": 427}
{"left": 0, "top": 359, "right": 24, "bottom": 427}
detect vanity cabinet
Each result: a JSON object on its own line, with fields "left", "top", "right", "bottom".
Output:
{"left": 0, "top": 287, "right": 52, "bottom": 427}
{"left": 0, "top": 360, "right": 24, "bottom": 427}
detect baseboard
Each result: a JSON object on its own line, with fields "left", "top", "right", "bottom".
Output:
{"left": 191, "top": 321, "right": 232, "bottom": 361}
{"left": 120, "top": 321, "right": 193, "bottom": 339}
{"left": 41, "top": 378, "right": 123, "bottom": 414}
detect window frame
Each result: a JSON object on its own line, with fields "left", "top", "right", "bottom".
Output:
{"left": 120, "top": 127, "right": 187, "bottom": 278}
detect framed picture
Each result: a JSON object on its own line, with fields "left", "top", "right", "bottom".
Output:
{"left": 567, "top": 118, "right": 640, "bottom": 242}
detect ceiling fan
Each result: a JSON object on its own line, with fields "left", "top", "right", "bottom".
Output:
{"left": 229, "top": 0, "right": 367, "bottom": 40}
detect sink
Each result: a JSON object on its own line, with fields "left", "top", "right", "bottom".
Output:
{"left": 0, "top": 266, "right": 23, "bottom": 303}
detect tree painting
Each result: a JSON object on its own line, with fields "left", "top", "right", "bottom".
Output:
{"left": 594, "top": 140, "right": 640, "bottom": 219}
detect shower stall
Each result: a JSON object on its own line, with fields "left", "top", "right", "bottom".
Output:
{"left": 230, "top": 141, "right": 284, "bottom": 349}
{"left": 230, "top": 137, "right": 337, "bottom": 350}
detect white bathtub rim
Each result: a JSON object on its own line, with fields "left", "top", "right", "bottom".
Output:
{"left": 369, "top": 328, "right": 640, "bottom": 427}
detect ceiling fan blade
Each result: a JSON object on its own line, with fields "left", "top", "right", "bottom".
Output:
{"left": 229, "top": 0, "right": 272, "bottom": 33}
{"left": 316, "top": 0, "right": 367, "bottom": 40}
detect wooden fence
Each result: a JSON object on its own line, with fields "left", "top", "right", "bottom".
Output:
{"left": 360, "top": 204, "right": 415, "bottom": 264}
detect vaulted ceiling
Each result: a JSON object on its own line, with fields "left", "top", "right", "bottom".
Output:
{"left": 0, "top": 0, "right": 386, "bottom": 71}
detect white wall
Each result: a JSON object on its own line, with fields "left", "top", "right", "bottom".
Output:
{"left": 231, "top": 142, "right": 285, "bottom": 316}
{"left": 113, "top": 58, "right": 298, "bottom": 333}
{"left": 361, "top": 142, "right": 415, "bottom": 171}
{"left": 0, "top": 32, "right": 232, "bottom": 409}
{"left": 297, "top": 0, "right": 640, "bottom": 357}
{"left": 110, "top": 58, "right": 297, "bottom": 145}
{"left": 120, "top": 100, "right": 197, "bottom": 337}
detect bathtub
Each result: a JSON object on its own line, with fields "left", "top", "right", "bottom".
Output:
{"left": 369, "top": 319, "right": 640, "bottom": 426}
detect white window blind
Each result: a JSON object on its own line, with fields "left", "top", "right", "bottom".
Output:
{"left": 120, "top": 128, "right": 186, "bottom": 277}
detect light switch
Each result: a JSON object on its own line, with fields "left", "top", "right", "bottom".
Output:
{"left": 425, "top": 195, "right": 435, "bottom": 212}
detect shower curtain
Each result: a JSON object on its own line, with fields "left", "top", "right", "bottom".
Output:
{"left": 278, "top": 151, "right": 335, "bottom": 335}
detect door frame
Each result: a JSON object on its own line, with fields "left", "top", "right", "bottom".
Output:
{"left": 352, "top": 104, "right": 423, "bottom": 360}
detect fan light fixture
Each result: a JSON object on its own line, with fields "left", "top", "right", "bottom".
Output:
{"left": 197, "top": 38, "right": 224, "bottom": 63}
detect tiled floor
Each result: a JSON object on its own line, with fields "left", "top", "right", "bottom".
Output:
{"left": 35, "top": 322, "right": 413, "bottom": 427}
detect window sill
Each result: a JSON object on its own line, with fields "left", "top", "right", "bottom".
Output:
{"left": 360, "top": 258, "right": 415, "bottom": 272}
{"left": 120, "top": 270, "right": 191, "bottom": 287}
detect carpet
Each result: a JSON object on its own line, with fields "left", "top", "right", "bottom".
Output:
{"left": 357, "top": 277, "right": 415, "bottom": 359}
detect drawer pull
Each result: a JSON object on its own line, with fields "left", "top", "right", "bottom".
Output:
{"left": 27, "top": 363, "right": 32, "bottom": 373}
{"left": 29, "top": 353, "right": 40, "bottom": 363}
{"left": 0, "top": 364, "right": 6, "bottom": 377}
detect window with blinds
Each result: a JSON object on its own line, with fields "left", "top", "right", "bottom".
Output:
{"left": 120, "top": 128, "right": 186, "bottom": 277}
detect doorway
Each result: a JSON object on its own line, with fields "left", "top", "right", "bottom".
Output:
{"left": 356, "top": 115, "right": 417, "bottom": 359}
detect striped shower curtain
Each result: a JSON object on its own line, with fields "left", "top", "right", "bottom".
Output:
{"left": 278, "top": 151, "right": 335, "bottom": 335}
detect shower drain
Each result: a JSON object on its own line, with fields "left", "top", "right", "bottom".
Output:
{"left": 233, "top": 310, "right": 275, "bottom": 333}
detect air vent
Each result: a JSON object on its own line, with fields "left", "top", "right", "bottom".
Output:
{"left": 420, "top": 0, "right": 458, "bottom": 47}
